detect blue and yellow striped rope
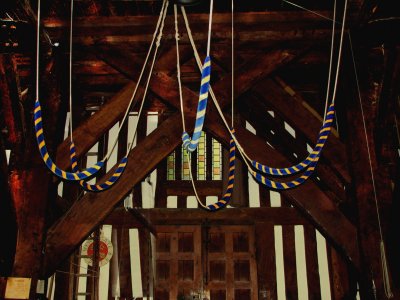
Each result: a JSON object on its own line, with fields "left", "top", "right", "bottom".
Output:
{"left": 251, "top": 103, "right": 335, "bottom": 176}
{"left": 207, "top": 131, "right": 236, "bottom": 211}
{"left": 250, "top": 153, "right": 321, "bottom": 190}
{"left": 34, "top": 99, "right": 104, "bottom": 180}
{"left": 182, "top": 55, "right": 211, "bottom": 152}
{"left": 69, "top": 145, "right": 128, "bottom": 192}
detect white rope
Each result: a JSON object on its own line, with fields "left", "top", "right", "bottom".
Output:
{"left": 126, "top": 0, "right": 169, "bottom": 154}
{"left": 104, "top": 0, "right": 167, "bottom": 161}
{"left": 69, "top": 0, "right": 74, "bottom": 143}
{"left": 330, "top": 0, "right": 347, "bottom": 105}
{"left": 348, "top": 32, "right": 394, "bottom": 299}
{"left": 174, "top": 5, "right": 186, "bottom": 134}
{"left": 175, "top": 5, "right": 208, "bottom": 209}
{"left": 231, "top": 0, "right": 234, "bottom": 128}
{"left": 36, "top": 0, "right": 41, "bottom": 104}
{"left": 206, "top": 0, "right": 214, "bottom": 57}
{"left": 282, "top": 0, "right": 340, "bottom": 24}
{"left": 181, "top": 6, "right": 254, "bottom": 167}
{"left": 323, "top": 0, "right": 336, "bottom": 116}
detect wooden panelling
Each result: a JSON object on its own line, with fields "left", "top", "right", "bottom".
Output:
{"left": 303, "top": 226, "right": 322, "bottom": 299}
{"left": 255, "top": 222, "right": 277, "bottom": 300}
{"left": 282, "top": 226, "right": 298, "bottom": 300}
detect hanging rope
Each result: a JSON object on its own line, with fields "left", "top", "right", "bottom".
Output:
{"left": 33, "top": 0, "right": 104, "bottom": 180}
{"left": 348, "top": 32, "right": 393, "bottom": 299}
{"left": 181, "top": 0, "right": 214, "bottom": 152}
{"left": 75, "top": 0, "right": 168, "bottom": 192}
{"left": 175, "top": 4, "right": 236, "bottom": 210}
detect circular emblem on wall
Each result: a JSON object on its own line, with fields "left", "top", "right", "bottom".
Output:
{"left": 82, "top": 236, "right": 113, "bottom": 267}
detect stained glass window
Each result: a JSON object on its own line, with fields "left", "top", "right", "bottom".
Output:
{"left": 182, "top": 147, "right": 190, "bottom": 180}
{"left": 212, "top": 138, "right": 222, "bottom": 180}
{"left": 167, "top": 152, "right": 175, "bottom": 180}
{"left": 166, "top": 132, "right": 221, "bottom": 181}
{"left": 196, "top": 132, "right": 206, "bottom": 180}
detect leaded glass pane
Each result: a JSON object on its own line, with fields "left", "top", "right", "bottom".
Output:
{"left": 167, "top": 152, "right": 175, "bottom": 180}
{"left": 182, "top": 147, "right": 190, "bottom": 180}
{"left": 212, "top": 138, "right": 222, "bottom": 180}
{"left": 197, "top": 131, "right": 206, "bottom": 180}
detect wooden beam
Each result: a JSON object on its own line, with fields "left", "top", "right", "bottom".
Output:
{"left": 43, "top": 11, "right": 347, "bottom": 45}
{"left": 0, "top": 135, "right": 16, "bottom": 276}
{"left": 0, "top": 54, "right": 24, "bottom": 154}
{"left": 255, "top": 222, "right": 277, "bottom": 300}
{"left": 44, "top": 112, "right": 183, "bottom": 276}
{"left": 103, "top": 207, "right": 307, "bottom": 227}
{"left": 129, "top": 208, "right": 157, "bottom": 234}
{"left": 8, "top": 50, "right": 62, "bottom": 297}
{"left": 345, "top": 48, "right": 395, "bottom": 298}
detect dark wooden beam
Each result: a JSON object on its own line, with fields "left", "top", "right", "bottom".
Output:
{"left": 0, "top": 135, "right": 16, "bottom": 276}
{"left": 8, "top": 50, "right": 62, "bottom": 297}
{"left": 129, "top": 208, "right": 156, "bottom": 234}
{"left": 345, "top": 47, "right": 396, "bottom": 298}
{"left": 0, "top": 54, "right": 24, "bottom": 154}
{"left": 43, "top": 11, "right": 341, "bottom": 45}
{"left": 103, "top": 207, "right": 307, "bottom": 227}
{"left": 164, "top": 181, "right": 223, "bottom": 196}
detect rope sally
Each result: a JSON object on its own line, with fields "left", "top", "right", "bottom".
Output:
{"left": 207, "top": 133, "right": 236, "bottom": 211}
{"left": 181, "top": 0, "right": 214, "bottom": 152}
{"left": 175, "top": 4, "right": 236, "bottom": 210}
{"left": 34, "top": 0, "right": 104, "bottom": 180}
{"left": 70, "top": 0, "right": 168, "bottom": 192}
{"left": 34, "top": 100, "right": 104, "bottom": 180}
{"left": 181, "top": 56, "right": 211, "bottom": 152}
{"left": 251, "top": 103, "right": 335, "bottom": 176}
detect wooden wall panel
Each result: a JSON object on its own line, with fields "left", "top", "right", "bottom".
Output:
{"left": 303, "top": 226, "right": 321, "bottom": 299}
{"left": 255, "top": 222, "right": 277, "bottom": 300}
{"left": 282, "top": 225, "right": 298, "bottom": 300}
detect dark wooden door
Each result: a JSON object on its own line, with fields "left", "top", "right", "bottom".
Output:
{"left": 155, "top": 225, "right": 202, "bottom": 299}
{"left": 155, "top": 225, "right": 258, "bottom": 300}
{"left": 205, "top": 226, "right": 258, "bottom": 300}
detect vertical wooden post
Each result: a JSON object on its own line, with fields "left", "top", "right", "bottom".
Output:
{"left": 303, "top": 226, "right": 321, "bottom": 299}
{"left": 139, "top": 228, "right": 151, "bottom": 298}
{"left": 255, "top": 222, "right": 277, "bottom": 300}
{"left": 0, "top": 135, "right": 17, "bottom": 278}
{"left": 345, "top": 44, "right": 395, "bottom": 299}
{"left": 5, "top": 44, "right": 63, "bottom": 298}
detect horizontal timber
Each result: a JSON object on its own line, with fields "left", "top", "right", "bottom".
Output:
{"left": 103, "top": 207, "right": 308, "bottom": 227}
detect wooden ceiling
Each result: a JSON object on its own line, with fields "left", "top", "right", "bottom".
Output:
{"left": 2, "top": 0, "right": 400, "bottom": 297}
